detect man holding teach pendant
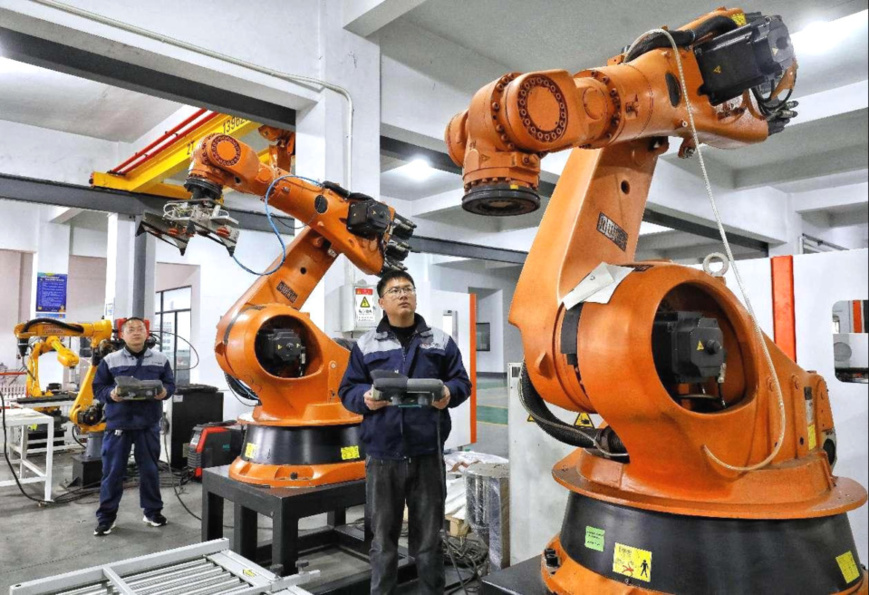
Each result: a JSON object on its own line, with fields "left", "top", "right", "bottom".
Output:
{"left": 92, "top": 317, "right": 175, "bottom": 536}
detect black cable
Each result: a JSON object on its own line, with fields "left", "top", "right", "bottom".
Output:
{"left": 0, "top": 389, "right": 49, "bottom": 506}
{"left": 436, "top": 407, "right": 470, "bottom": 595}
{"left": 150, "top": 330, "right": 200, "bottom": 371}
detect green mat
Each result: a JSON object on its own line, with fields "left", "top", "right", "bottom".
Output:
{"left": 477, "top": 405, "right": 508, "bottom": 425}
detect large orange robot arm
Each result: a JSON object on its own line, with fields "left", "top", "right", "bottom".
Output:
{"left": 447, "top": 0, "right": 864, "bottom": 555}
{"left": 447, "top": 9, "right": 866, "bottom": 594}
{"left": 142, "top": 132, "right": 415, "bottom": 487}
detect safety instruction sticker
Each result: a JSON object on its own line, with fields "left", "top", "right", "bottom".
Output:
{"left": 243, "top": 568, "right": 257, "bottom": 578}
{"left": 355, "top": 286, "right": 376, "bottom": 324}
{"left": 574, "top": 413, "right": 595, "bottom": 428}
{"left": 341, "top": 445, "right": 361, "bottom": 461}
{"left": 697, "top": 341, "right": 705, "bottom": 351}
{"left": 585, "top": 526, "right": 605, "bottom": 552}
{"left": 244, "top": 442, "right": 257, "bottom": 458}
{"left": 613, "top": 543, "right": 652, "bottom": 583}
{"left": 837, "top": 551, "right": 860, "bottom": 583}
{"left": 808, "top": 424, "right": 817, "bottom": 450}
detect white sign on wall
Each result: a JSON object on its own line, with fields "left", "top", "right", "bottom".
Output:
{"left": 354, "top": 285, "right": 376, "bottom": 327}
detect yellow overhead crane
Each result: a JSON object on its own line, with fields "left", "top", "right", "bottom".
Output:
{"left": 90, "top": 110, "right": 294, "bottom": 200}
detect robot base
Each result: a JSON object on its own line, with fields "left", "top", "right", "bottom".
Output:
{"left": 540, "top": 493, "right": 867, "bottom": 595}
{"left": 229, "top": 423, "right": 365, "bottom": 488}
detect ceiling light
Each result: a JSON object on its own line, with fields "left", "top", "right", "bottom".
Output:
{"left": 792, "top": 20, "right": 837, "bottom": 55}
{"left": 399, "top": 158, "right": 434, "bottom": 181}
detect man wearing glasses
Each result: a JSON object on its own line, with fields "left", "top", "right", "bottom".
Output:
{"left": 339, "top": 269, "right": 471, "bottom": 595}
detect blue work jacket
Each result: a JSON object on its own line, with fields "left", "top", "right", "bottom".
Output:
{"left": 339, "top": 314, "right": 472, "bottom": 460}
{"left": 93, "top": 347, "right": 176, "bottom": 431}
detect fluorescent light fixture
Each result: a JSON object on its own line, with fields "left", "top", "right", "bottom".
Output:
{"left": 397, "top": 158, "right": 434, "bottom": 182}
{"left": 792, "top": 10, "right": 867, "bottom": 56}
{"left": 792, "top": 20, "right": 837, "bottom": 55}
{"left": 0, "top": 57, "right": 36, "bottom": 75}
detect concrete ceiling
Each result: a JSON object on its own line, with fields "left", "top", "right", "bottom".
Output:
{"left": 0, "top": 57, "right": 185, "bottom": 142}
{"left": 394, "top": 0, "right": 866, "bottom": 87}
{"left": 372, "top": 1, "right": 868, "bottom": 261}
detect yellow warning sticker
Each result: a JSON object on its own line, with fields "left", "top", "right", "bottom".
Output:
{"left": 808, "top": 424, "right": 817, "bottom": 450}
{"left": 244, "top": 442, "right": 257, "bottom": 458}
{"left": 360, "top": 297, "right": 371, "bottom": 308}
{"left": 528, "top": 415, "right": 535, "bottom": 423}
{"left": 731, "top": 12, "right": 747, "bottom": 26}
{"left": 713, "top": 65, "right": 722, "bottom": 74}
{"left": 836, "top": 551, "right": 860, "bottom": 584}
{"left": 243, "top": 569, "right": 257, "bottom": 578}
{"left": 697, "top": 341, "right": 705, "bottom": 351}
{"left": 574, "top": 413, "right": 595, "bottom": 428}
{"left": 341, "top": 445, "right": 361, "bottom": 461}
{"left": 613, "top": 543, "right": 652, "bottom": 583}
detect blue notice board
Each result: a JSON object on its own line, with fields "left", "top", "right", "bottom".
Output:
{"left": 36, "top": 272, "right": 68, "bottom": 317}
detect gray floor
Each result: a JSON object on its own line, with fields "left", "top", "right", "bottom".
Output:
{"left": 0, "top": 379, "right": 509, "bottom": 592}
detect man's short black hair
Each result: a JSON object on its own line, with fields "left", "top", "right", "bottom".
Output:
{"left": 121, "top": 316, "right": 146, "bottom": 330}
{"left": 377, "top": 270, "right": 415, "bottom": 297}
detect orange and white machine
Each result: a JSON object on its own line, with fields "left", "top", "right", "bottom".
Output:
{"left": 446, "top": 8, "right": 867, "bottom": 594}
{"left": 140, "top": 128, "right": 415, "bottom": 488}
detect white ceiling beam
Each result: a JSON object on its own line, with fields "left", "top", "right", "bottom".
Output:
{"left": 46, "top": 206, "right": 82, "bottom": 224}
{"left": 830, "top": 206, "right": 868, "bottom": 228}
{"left": 343, "top": 0, "right": 429, "bottom": 37}
{"left": 792, "top": 182, "right": 869, "bottom": 213}
{"left": 736, "top": 144, "right": 869, "bottom": 189}
{"left": 795, "top": 80, "right": 868, "bottom": 125}
{"left": 409, "top": 187, "right": 464, "bottom": 218}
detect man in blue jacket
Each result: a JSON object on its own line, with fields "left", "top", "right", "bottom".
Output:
{"left": 339, "top": 270, "right": 472, "bottom": 595}
{"left": 92, "top": 317, "right": 175, "bottom": 536}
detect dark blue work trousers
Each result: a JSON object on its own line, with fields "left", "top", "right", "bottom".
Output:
{"left": 367, "top": 454, "right": 445, "bottom": 595}
{"left": 96, "top": 425, "right": 163, "bottom": 524}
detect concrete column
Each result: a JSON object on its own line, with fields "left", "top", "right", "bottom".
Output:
{"left": 105, "top": 213, "right": 138, "bottom": 321}
{"left": 30, "top": 221, "right": 71, "bottom": 317}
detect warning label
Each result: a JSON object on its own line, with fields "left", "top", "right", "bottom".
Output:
{"left": 244, "top": 442, "right": 257, "bottom": 459}
{"left": 341, "top": 445, "right": 361, "bottom": 461}
{"left": 613, "top": 543, "right": 652, "bottom": 583}
{"left": 354, "top": 286, "right": 376, "bottom": 325}
{"left": 585, "top": 526, "right": 605, "bottom": 552}
{"left": 697, "top": 341, "right": 705, "bottom": 351}
{"left": 837, "top": 551, "right": 860, "bottom": 584}
{"left": 808, "top": 424, "right": 817, "bottom": 450}
{"left": 574, "top": 413, "right": 595, "bottom": 428}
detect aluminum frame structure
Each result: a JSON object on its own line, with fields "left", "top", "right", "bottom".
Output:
{"left": 8, "top": 539, "right": 316, "bottom": 595}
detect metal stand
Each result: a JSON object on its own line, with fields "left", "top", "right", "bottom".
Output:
{"left": 1, "top": 407, "right": 54, "bottom": 501}
{"left": 202, "top": 465, "right": 417, "bottom": 593}
{"left": 71, "top": 431, "right": 103, "bottom": 487}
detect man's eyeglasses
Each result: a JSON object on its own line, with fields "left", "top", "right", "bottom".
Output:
{"left": 383, "top": 286, "right": 416, "bottom": 298}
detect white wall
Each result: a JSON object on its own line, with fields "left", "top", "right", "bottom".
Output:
{"left": 792, "top": 249, "right": 869, "bottom": 561}
{"left": 66, "top": 255, "right": 106, "bottom": 322}
{"left": 0, "top": 249, "right": 23, "bottom": 371}
{"left": 471, "top": 288, "right": 505, "bottom": 374}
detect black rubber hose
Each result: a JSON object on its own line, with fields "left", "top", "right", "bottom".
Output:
{"left": 21, "top": 318, "right": 85, "bottom": 333}
{"left": 625, "top": 15, "right": 740, "bottom": 62}
{"left": 518, "top": 362, "right": 597, "bottom": 448}
{"left": 625, "top": 29, "right": 695, "bottom": 62}
{"left": 691, "top": 15, "right": 741, "bottom": 41}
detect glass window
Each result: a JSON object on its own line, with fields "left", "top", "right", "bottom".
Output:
{"left": 154, "top": 286, "right": 193, "bottom": 386}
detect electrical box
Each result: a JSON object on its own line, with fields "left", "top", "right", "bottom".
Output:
{"left": 326, "top": 282, "right": 382, "bottom": 334}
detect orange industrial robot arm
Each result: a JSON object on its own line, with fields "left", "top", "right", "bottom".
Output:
{"left": 448, "top": 5, "right": 864, "bottom": 528}
{"left": 177, "top": 133, "right": 414, "bottom": 427}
